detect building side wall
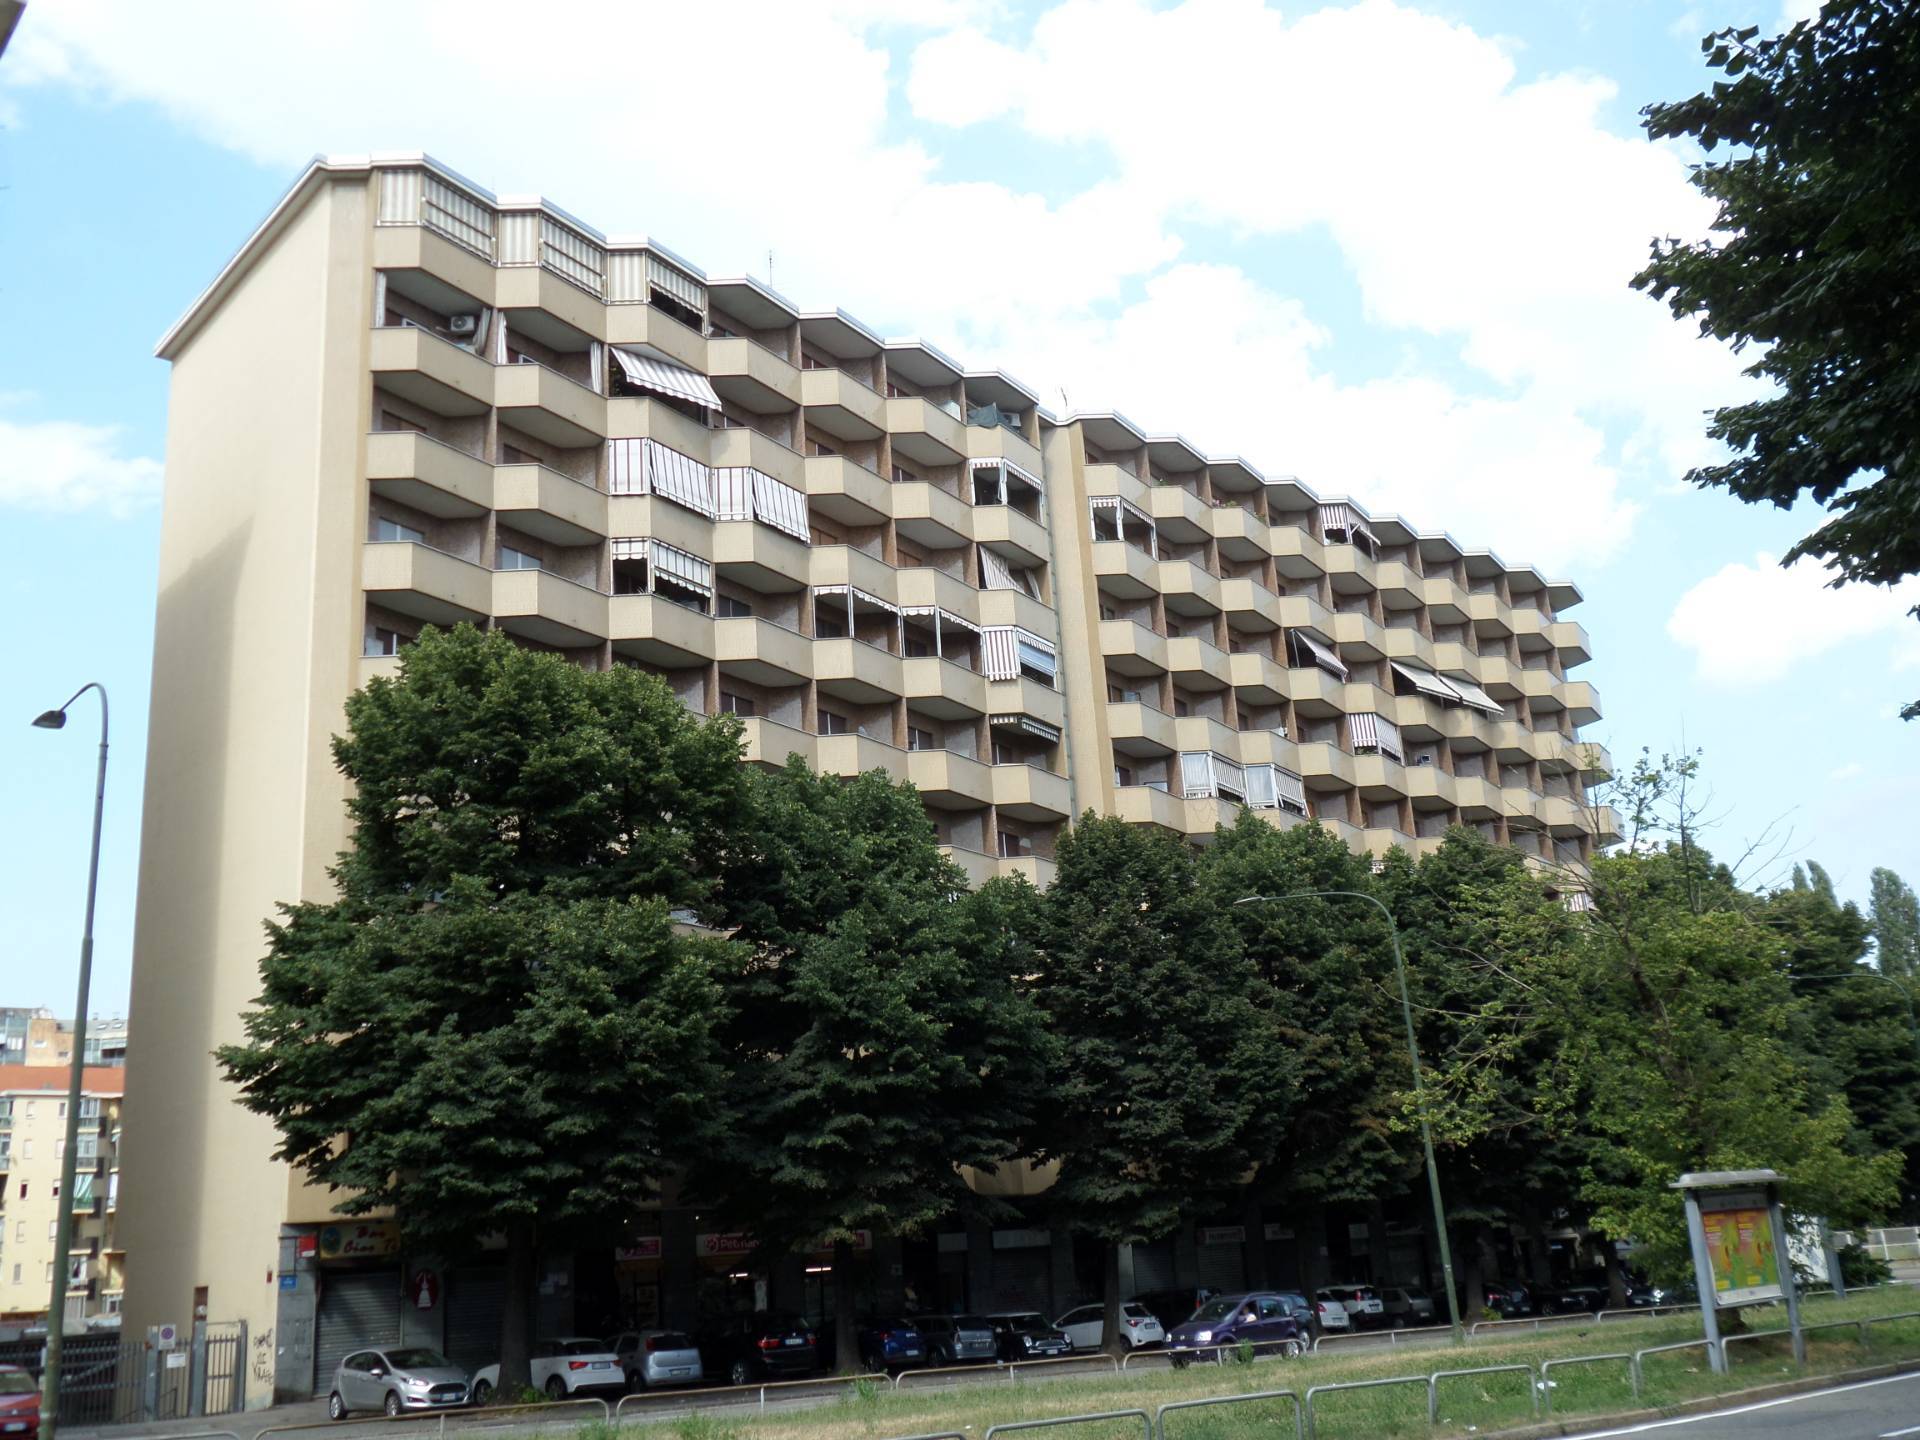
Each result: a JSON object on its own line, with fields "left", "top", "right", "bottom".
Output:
{"left": 120, "top": 179, "right": 372, "bottom": 1368}
{"left": 1041, "top": 422, "right": 1113, "bottom": 821}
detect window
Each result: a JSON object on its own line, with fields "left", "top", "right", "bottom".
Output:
{"left": 51, "top": 1182, "right": 59, "bottom": 1198}
{"left": 907, "top": 727, "right": 935, "bottom": 751}
{"left": 13, "top": 1222, "right": 22, "bottom": 1243}
{"left": 49, "top": 1220, "right": 58, "bottom": 1239}
{"left": 364, "top": 625, "right": 403, "bottom": 658}
{"left": 891, "top": 464, "right": 920, "bottom": 484}
{"left": 716, "top": 594, "right": 754, "bottom": 619}
{"left": 372, "top": 517, "right": 426, "bottom": 545}
{"left": 55, "top": 1139, "right": 65, "bottom": 1160}
{"left": 819, "top": 710, "right": 851, "bottom": 736}
{"left": 498, "top": 545, "right": 541, "bottom": 571}
{"left": 57, "top": 1102, "right": 66, "bottom": 1118}
{"left": 815, "top": 612, "right": 848, "bottom": 639}
{"left": 997, "top": 830, "right": 1033, "bottom": 858}
{"left": 1174, "top": 697, "right": 1192, "bottom": 717}
{"left": 9, "top": 1266, "right": 17, "bottom": 1285}
{"left": 15, "top": 1184, "right": 23, "bottom": 1199}
{"left": 22, "top": 1139, "right": 31, "bottom": 1159}
{"left": 720, "top": 692, "right": 757, "bottom": 718}
{"left": 1114, "top": 765, "right": 1135, "bottom": 787}
{"left": 903, "top": 637, "right": 931, "bottom": 658}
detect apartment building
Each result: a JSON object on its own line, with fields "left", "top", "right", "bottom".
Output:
{"left": 0, "top": 1011, "right": 128, "bottom": 1072}
{"left": 121, "top": 154, "right": 1616, "bottom": 1399}
{"left": 0, "top": 1065, "right": 126, "bottom": 1325}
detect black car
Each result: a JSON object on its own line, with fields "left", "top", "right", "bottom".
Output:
{"left": 1536, "top": 1284, "right": 1607, "bottom": 1315}
{"left": 696, "top": 1311, "right": 818, "bottom": 1388}
{"left": 1479, "top": 1282, "right": 1532, "bottom": 1319}
{"left": 985, "top": 1312, "right": 1073, "bottom": 1362}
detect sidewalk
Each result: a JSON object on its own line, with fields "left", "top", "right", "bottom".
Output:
{"left": 65, "top": 1398, "right": 328, "bottom": 1440}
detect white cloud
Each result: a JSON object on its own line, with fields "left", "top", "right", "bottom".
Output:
{"left": 1827, "top": 762, "right": 1864, "bottom": 782}
{"left": 1666, "top": 553, "right": 1920, "bottom": 686}
{"left": 0, "top": 405, "right": 163, "bottom": 516}
{"left": 8, "top": 0, "right": 1749, "bottom": 574}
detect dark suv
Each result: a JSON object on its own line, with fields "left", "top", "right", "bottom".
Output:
{"left": 696, "top": 1311, "right": 818, "bottom": 1388}
{"left": 854, "top": 1317, "right": 927, "bottom": 1373}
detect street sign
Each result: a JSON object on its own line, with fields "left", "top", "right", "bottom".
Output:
{"left": 156, "top": 1324, "right": 178, "bottom": 1351}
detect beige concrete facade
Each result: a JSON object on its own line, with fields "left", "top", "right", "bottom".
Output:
{"left": 0, "top": 1066, "right": 126, "bottom": 1324}
{"left": 122, "top": 155, "right": 1617, "bottom": 1388}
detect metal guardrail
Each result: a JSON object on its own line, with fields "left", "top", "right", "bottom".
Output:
{"left": 1312, "top": 1322, "right": 1453, "bottom": 1352}
{"left": 258, "top": 1397, "right": 609, "bottom": 1440}
{"left": 1718, "top": 1327, "right": 1798, "bottom": 1368}
{"left": 1122, "top": 1337, "right": 1305, "bottom": 1370}
{"left": 1596, "top": 1304, "right": 1694, "bottom": 1322}
{"left": 983, "top": 1408, "right": 1152, "bottom": 1440}
{"left": 1467, "top": 1311, "right": 1599, "bottom": 1337}
{"left": 1538, "top": 1351, "right": 1632, "bottom": 1412}
{"left": 1629, "top": 1338, "right": 1715, "bottom": 1392}
{"left": 1302, "top": 1375, "right": 1427, "bottom": 1440}
{"left": 614, "top": 1371, "right": 887, "bottom": 1416}
{"left": 1425, "top": 1364, "right": 1537, "bottom": 1425}
{"left": 1865, "top": 1310, "right": 1920, "bottom": 1345}
{"left": 1155, "top": 1387, "right": 1303, "bottom": 1440}
{"left": 899, "top": 1354, "right": 1120, "bottom": 1388}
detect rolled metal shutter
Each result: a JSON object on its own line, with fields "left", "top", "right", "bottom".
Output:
{"left": 982, "top": 1246, "right": 1051, "bottom": 1315}
{"left": 1130, "top": 1239, "right": 1177, "bottom": 1294}
{"left": 313, "top": 1269, "right": 402, "bottom": 1396}
{"left": 444, "top": 1266, "right": 508, "bottom": 1376}
{"left": 1196, "top": 1239, "right": 1246, "bottom": 1295}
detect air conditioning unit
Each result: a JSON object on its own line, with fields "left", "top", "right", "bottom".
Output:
{"left": 447, "top": 314, "right": 479, "bottom": 337}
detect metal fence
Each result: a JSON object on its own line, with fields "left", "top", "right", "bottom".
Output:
{"left": 1156, "top": 1388, "right": 1303, "bottom": 1440}
{"left": 1302, "top": 1375, "right": 1429, "bottom": 1440}
{"left": 615, "top": 1371, "right": 885, "bottom": 1416}
{"left": 983, "top": 1408, "right": 1153, "bottom": 1440}
{"left": 1426, "top": 1364, "right": 1537, "bottom": 1425}
{"left": 901, "top": 1354, "right": 1120, "bottom": 1387}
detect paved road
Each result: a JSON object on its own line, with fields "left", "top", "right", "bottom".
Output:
{"left": 1565, "top": 1371, "right": 1920, "bottom": 1439}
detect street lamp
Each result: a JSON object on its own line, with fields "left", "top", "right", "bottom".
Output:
{"left": 32, "top": 683, "right": 109, "bottom": 1440}
{"left": 1234, "top": 889, "right": 1464, "bottom": 1343}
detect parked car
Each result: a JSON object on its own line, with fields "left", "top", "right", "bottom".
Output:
{"left": 1315, "top": 1285, "right": 1386, "bottom": 1329}
{"left": 1053, "top": 1302, "right": 1167, "bottom": 1351}
{"left": 1271, "top": 1292, "right": 1318, "bottom": 1334}
{"left": 0, "top": 1365, "right": 40, "bottom": 1440}
{"left": 907, "top": 1314, "right": 999, "bottom": 1366}
{"left": 327, "top": 1347, "right": 470, "bottom": 1419}
{"left": 854, "top": 1317, "right": 927, "bottom": 1373}
{"left": 1312, "top": 1297, "right": 1352, "bottom": 1333}
{"left": 472, "top": 1337, "right": 624, "bottom": 1405}
{"left": 1130, "top": 1288, "right": 1217, "bottom": 1335}
{"left": 610, "top": 1330, "right": 704, "bottom": 1392}
{"left": 985, "top": 1313, "right": 1073, "bottom": 1362}
{"left": 1537, "top": 1284, "right": 1607, "bottom": 1316}
{"left": 695, "top": 1311, "right": 818, "bottom": 1388}
{"left": 1479, "top": 1282, "right": 1533, "bottom": 1319}
{"left": 1379, "top": 1287, "right": 1437, "bottom": 1328}
{"left": 1166, "top": 1292, "right": 1306, "bottom": 1364}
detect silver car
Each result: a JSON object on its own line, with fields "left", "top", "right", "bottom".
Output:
{"left": 612, "top": 1329, "right": 705, "bottom": 1391}
{"left": 327, "top": 1347, "right": 469, "bottom": 1419}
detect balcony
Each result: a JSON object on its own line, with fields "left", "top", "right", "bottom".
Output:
{"left": 708, "top": 336, "right": 801, "bottom": 415}
{"left": 801, "top": 367, "right": 886, "bottom": 442}
{"left": 1208, "top": 502, "right": 1267, "bottom": 558}
{"left": 738, "top": 716, "right": 817, "bottom": 770}
{"left": 1156, "top": 559, "right": 1223, "bottom": 617}
{"left": 606, "top": 494, "right": 714, "bottom": 559}
{"left": 712, "top": 520, "right": 810, "bottom": 592}
{"left": 996, "top": 854, "right": 1059, "bottom": 888}
{"left": 972, "top": 506, "right": 1050, "bottom": 571}
{"left": 491, "top": 569, "right": 608, "bottom": 648}
{"left": 1452, "top": 776, "right": 1504, "bottom": 818}
{"left": 605, "top": 303, "right": 708, "bottom": 373}
{"left": 817, "top": 731, "right": 910, "bottom": 781}
{"left": 964, "top": 417, "right": 1044, "bottom": 476}
{"left": 909, "top": 748, "right": 995, "bottom": 808}
{"left": 495, "top": 268, "right": 607, "bottom": 344}
{"left": 987, "top": 675, "right": 1067, "bottom": 732}
{"left": 1373, "top": 561, "right": 1422, "bottom": 610}
{"left": 886, "top": 395, "right": 968, "bottom": 466}
{"left": 1226, "top": 651, "right": 1290, "bottom": 708}
{"left": 1549, "top": 619, "right": 1592, "bottom": 669}
{"left": 710, "top": 424, "right": 806, "bottom": 490}
{"left": 492, "top": 463, "right": 606, "bottom": 546}
{"left": 1092, "top": 540, "right": 1159, "bottom": 600}
{"left": 366, "top": 430, "right": 491, "bottom": 519}
{"left": 810, "top": 544, "right": 903, "bottom": 608}
{"left": 362, "top": 541, "right": 491, "bottom": 626}
{"left": 1218, "top": 576, "right": 1282, "bottom": 629}
{"left": 1165, "top": 635, "right": 1233, "bottom": 688}
{"left": 804, "top": 454, "right": 891, "bottom": 527}
{"left": 992, "top": 763, "right": 1074, "bottom": 822}
{"left": 1143, "top": 483, "right": 1210, "bottom": 545}
{"left": 714, "top": 617, "right": 813, "bottom": 687}
{"left": 813, "top": 637, "right": 905, "bottom": 705}
{"left": 1107, "top": 700, "right": 1177, "bottom": 757}
{"left": 1102, "top": 620, "right": 1168, "bottom": 678}
{"left": 1293, "top": 740, "right": 1359, "bottom": 789}
{"left": 1562, "top": 680, "right": 1602, "bottom": 726}
{"left": 494, "top": 361, "right": 605, "bottom": 448}
{"left": 974, "top": 585, "right": 1058, "bottom": 635}
{"left": 891, "top": 480, "right": 973, "bottom": 551}
{"left": 607, "top": 396, "right": 715, "bottom": 467}
{"left": 1114, "top": 782, "right": 1187, "bottom": 832}
{"left": 902, "top": 656, "right": 989, "bottom": 719}
{"left": 369, "top": 325, "right": 493, "bottom": 418}
{"left": 941, "top": 844, "right": 1001, "bottom": 889}
{"left": 608, "top": 593, "right": 716, "bottom": 667}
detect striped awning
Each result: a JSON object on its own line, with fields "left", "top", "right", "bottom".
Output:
{"left": 980, "top": 547, "right": 1018, "bottom": 591}
{"left": 970, "top": 455, "right": 1045, "bottom": 498}
{"left": 1349, "top": 712, "right": 1404, "bottom": 763}
{"left": 983, "top": 625, "right": 1054, "bottom": 683}
{"left": 644, "top": 438, "right": 715, "bottom": 518}
{"left": 1442, "top": 674, "right": 1504, "bottom": 716}
{"left": 1244, "top": 763, "right": 1278, "bottom": 810}
{"left": 1274, "top": 767, "right": 1308, "bottom": 814}
{"left": 751, "top": 469, "right": 810, "bottom": 542}
{"left": 612, "top": 347, "right": 722, "bottom": 412}
{"left": 713, "top": 466, "right": 752, "bottom": 521}
{"left": 1392, "top": 662, "right": 1463, "bottom": 704}
{"left": 813, "top": 584, "right": 896, "bottom": 615}
{"left": 991, "top": 713, "right": 1061, "bottom": 744}
{"left": 1290, "top": 630, "right": 1349, "bottom": 680}
{"left": 1318, "top": 502, "right": 1379, "bottom": 548}
{"left": 646, "top": 255, "right": 706, "bottom": 315}
{"left": 648, "top": 539, "right": 712, "bottom": 597}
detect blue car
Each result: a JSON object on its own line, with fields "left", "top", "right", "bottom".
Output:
{"left": 855, "top": 1317, "right": 927, "bottom": 1373}
{"left": 1165, "top": 1292, "right": 1306, "bottom": 1365}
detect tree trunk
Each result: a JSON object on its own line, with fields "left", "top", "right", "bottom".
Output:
{"left": 1524, "top": 1221, "right": 1553, "bottom": 1288}
{"left": 1459, "top": 1226, "right": 1485, "bottom": 1323}
{"left": 499, "top": 1220, "right": 535, "bottom": 1393}
{"left": 1100, "top": 1240, "right": 1126, "bottom": 1357}
{"left": 834, "top": 1239, "right": 860, "bottom": 1374}
{"left": 1603, "top": 1235, "right": 1629, "bottom": 1309}
{"left": 1300, "top": 1202, "right": 1330, "bottom": 1294}
{"left": 1242, "top": 1187, "right": 1270, "bottom": 1289}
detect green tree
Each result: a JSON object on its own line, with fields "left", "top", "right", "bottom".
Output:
{"left": 1632, "top": 2, "right": 1920, "bottom": 714}
{"left": 217, "top": 626, "right": 747, "bottom": 1390}
{"left": 1377, "top": 831, "right": 1590, "bottom": 1313}
{"left": 1871, "top": 868, "right": 1920, "bottom": 978}
{"left": 1039, "top": 814, "right": 1283, "bottom": 1355}
{"left": 695, "top": 761, "right": 1051, "bottom": 1374}
{"left": 1197, "top": 817, "right": 1408, "bottom": 1282}
{"left": 1544, "top": 844, "right": 1901, "bottom": 1284}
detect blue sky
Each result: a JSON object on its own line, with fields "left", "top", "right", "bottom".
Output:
{"left": 1, "top": 0, "right": 1914, "bottom": 1016}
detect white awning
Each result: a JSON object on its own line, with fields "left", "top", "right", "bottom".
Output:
{"left": 649, "top": 539, "right": 712, "bottom": 597}
{"left": 1289, "top": 629, "right": 1349, "bottom": 680}
{"left": 1318, "top": 501, "right": 1379, "bottom": 549}
{"left": 1244, "top": 763, "right": 1279, "bottom": 810}
{"left": 608, "top": 437, "right": 649, "bottom": 495}
{"left": 991, "top": 713, "right": 1061, "bottom": 743}
{"left": 646, "top": 255, "right": 706, "bottom": 315}
{"left": 980, "top": 546, "right": 1018, "bottom": 591}
{"left": 751, "top": 469, "right": 810, "bottom": 542}
{"left": 1350, "top": 712, "right": 1404, "bottom": 763}
{"left": 713, "top": 466, "right": 752, "bottom": 521}
{"left": 1392, "top": 662, "right": 1464, "bottom": 704}
{"left": 812, "top": 584, "right": 896, "bottom": 615}
{"left": 644, "top": 438, "right": 715, "bottom": 518}
{"left": 1274, "top": 767, "right": 1308, "bottom": 815}
{"left": 612, "top": 347, "right": 722, "bottom": 412}
{"left": 1442, "top": 674, "right": 1504, "bottom": 716}
{"left": 970, "top": 455, "right": 1045, "bottom": 498}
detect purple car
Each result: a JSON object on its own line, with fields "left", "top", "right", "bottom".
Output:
{"left": 1166, "top": 1292, "right": 1306, "bottom": 1364}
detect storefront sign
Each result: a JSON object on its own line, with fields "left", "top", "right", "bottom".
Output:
{"left": 1200, "top": 1226, "right": 1246, "bottom": 1246}
{"left": 697, "top": 1231, "right": 872, "bottom": 1258}
{"left": 1702, "top": 1207, "right": 1782, "bottom": 1307}
{"left": 991, "top": 1228, "right": 1051, "bottom": 1250}
{"left": 295, "top": 1234, "right": 318, "bottom": 1259}
{"left": 279, "top": 1273, "right": 298, "bottom": 1292}
{"left": 317, "top": 1220, "right": 401, "bottom": 1261}
{"left": 807, "top": 1231, "right": 872, "bottom": 1255}
{"left": 1262, "top": 1224, "right": 1296, "bottom": 1241}
{"left": 616, "top": 1238, "right": 663, "bottom": 1263}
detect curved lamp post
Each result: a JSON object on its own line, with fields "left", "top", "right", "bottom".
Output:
{"left": 32, "top": 684, "right": 109, "bottom": 1440}
{"left": 1234, "top": 889, "right": 1464, "bottom": 1343}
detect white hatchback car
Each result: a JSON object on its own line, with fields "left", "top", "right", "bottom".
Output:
{"left": 1312, "top": 1297, "right": 1352, "bottom": 1332}
{"left": 471, "top": 1337, "right": 626, "bottom": 1404}
{"left": 1053, "top": 1302, "right": 1167, "bottom": 1351}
